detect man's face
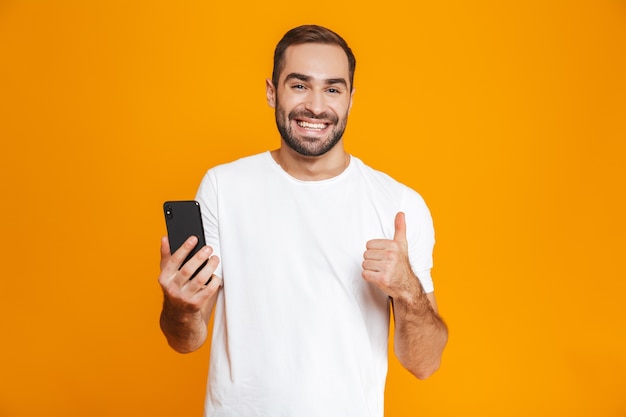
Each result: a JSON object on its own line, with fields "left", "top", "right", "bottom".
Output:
{"left": 267, "top": 43, "right": 354, "bottom": 157}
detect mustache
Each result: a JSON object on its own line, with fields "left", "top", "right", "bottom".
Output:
{"left": 288, "top": 109, "right": 338, "bottom": 124}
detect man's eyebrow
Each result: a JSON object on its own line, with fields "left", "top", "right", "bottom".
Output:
{"left": 284, "top": 73, "right": 348, "bottom": 88}
{"left": 285, "top": 73, "right": 311, "bottom": 83}
{"left": 325, "top": 78, "right": 348, "bottom": 88}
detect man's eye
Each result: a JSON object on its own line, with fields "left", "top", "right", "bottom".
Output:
{"left": 292, "top": 84, "right": 305, "bottom": 90}
{"left": 327, "top": 88, "right": 340, "bottom": 94}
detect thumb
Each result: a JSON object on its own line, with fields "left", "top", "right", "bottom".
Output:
{"left": 160, "top": 236, "right": 172, "bottom": 270}
{"left": 393, "top": 212, "right": 407, "bottom": 244}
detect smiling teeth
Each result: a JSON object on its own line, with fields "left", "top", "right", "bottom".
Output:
{"left": 297, "top": 121, "right": 326, "bottom": 129}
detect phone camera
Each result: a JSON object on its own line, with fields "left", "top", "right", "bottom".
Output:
{"left": 165, "top": 206, "right": 173, "bottom": 219}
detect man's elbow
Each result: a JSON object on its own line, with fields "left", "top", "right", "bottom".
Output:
{"left": 168, "top": 341, "right": 196, "bottom": 354}
{"left": 400, "top": 335, "right": 448, "bottom": 380}
{"left": 160, "top": 323, "right": 206, "bottom": 354}
{"left": 410, "top": 360, "right": 442, "bottom": 380}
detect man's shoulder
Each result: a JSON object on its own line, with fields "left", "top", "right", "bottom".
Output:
{"left": 351, "top": 156, "right": 407, "bottom": 189}
{"left": 209, "top": 151, "right": 270, "bottom": 176}
{"left": 351, "top": 156, "right": 427, "bottom": 204}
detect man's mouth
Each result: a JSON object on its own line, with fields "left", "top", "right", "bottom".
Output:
{"left": 296, "top": 120, "right": 328, "bottom": 130}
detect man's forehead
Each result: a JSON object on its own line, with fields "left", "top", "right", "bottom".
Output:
{"left": 280, "top": 43, "right": 350, "bottom": 81}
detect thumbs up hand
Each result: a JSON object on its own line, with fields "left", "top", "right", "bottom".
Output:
{"left": 362, "top": 212, "right": 414, "bottom": 299}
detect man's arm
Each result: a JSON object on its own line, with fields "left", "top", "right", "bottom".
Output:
{"left": 391, "top": 281, "right": 448, "bottom": 379}
{"left": 158, "top": 236, "right": 222, "bottom": 353}
{"left": 362, "top": 212, "right": 448, "bottom": 379}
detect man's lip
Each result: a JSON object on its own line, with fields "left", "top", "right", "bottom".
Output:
{"left": 295, "top": 115, "right": 332, "bottom": 122}
{"left": 294, "top": 117, "right": 331, "bottom": 123}
{"left": 294, "top": 119, "right": 330, "bottom": 130}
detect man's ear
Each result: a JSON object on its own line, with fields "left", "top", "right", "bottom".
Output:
{"left": 348, "top": 88, "right": 355, "bottom": 113}
{"left": 266, "top": 78, "right": 276, "bottom": 108}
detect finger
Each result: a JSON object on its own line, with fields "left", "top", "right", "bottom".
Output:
{"left": 160, "top": 237, "right": 200, "bottom": 288}
{"left": 160, "top": 236, "right": 171, "bottom": 271}
{"left": 184, "top": 255, "right": 220, "bottom": 292}
{"left": 361, "top": 269, "right": 376, "bottom": 282}
{"left": 188, "top": 271, "right": 223, "bottom": 307}
{"left": 393, "top": 211, "right": 407, "bottom": 244}
{"left": 199, "top": 271, "right": 223, "bottom": 294}
{"left": 178, "top": 244, "right": 213, "bottom": 281}
{"left": 365, "top": 239, "right": 392, "bottom": 250}
{"left": 362, "top": 269, "right": 386, "bottom": 287}
{"left": 362, "top": 259, "right": 384, "bottom": 272}
{"left": 169, "top": 235, "right": 199, "bottom": 267}
{"left": 363, "top": 248, "right": 386, "bottom": 261}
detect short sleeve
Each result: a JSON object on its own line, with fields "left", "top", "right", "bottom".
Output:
{"left": 402, "top": 189, "right": 435, "bottom": 293}
{"left": 195, "top": 169, "right": 223, "bottom": 279}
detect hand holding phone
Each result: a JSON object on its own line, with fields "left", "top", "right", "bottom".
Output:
{"left": 163, "top": 200, "right": 209, "bottom": 279}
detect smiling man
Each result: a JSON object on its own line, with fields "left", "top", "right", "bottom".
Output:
{"left": 158, "top": 25, "right": 448, "bottom": 417}
{"left": 270, "top": 42, "right": 351, "bottom": 159}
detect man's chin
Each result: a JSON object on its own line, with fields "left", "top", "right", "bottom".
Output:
{"left": 279, "top": 127, "right": 344, "bottom": 157}
{"left": 287, "top": 142, "right": 330, "bottom": 157}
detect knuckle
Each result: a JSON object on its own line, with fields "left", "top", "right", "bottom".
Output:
{"left": 179, "top": 262, "right": 199, "bottom": 278}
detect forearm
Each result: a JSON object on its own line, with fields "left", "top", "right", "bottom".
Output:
{"left": 160, "top": 297, "right": 209, "bottom": 353}
{"left": 392, "top": 279, "right": 448, "bottom": 380}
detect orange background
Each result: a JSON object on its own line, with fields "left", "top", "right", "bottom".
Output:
{"left": 1, "top": 1, "right": 625, "bottom": 416}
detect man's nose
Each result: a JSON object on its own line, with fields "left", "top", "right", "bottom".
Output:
{"left": 304, "top": 91, "right": 325, "bottom": 116}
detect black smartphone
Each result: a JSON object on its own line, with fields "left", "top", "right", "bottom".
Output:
{"left": 163, "top": 200, "right": 208, "bottom": 278}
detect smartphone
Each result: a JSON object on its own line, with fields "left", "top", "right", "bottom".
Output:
{"left": 163, "top": 200, "right": 208, "bottom": 279}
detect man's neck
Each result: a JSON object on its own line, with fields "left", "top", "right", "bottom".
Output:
{"left": 270, "top": 144, "right": 350, "bottom": 181}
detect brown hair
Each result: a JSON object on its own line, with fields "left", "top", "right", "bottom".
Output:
{"left": 272, "top": 25, "right": 356, "bottom": 91}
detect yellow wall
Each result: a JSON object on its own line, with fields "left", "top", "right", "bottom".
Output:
{"left": 1, "top": 1, "right": 625, "bottom": 416}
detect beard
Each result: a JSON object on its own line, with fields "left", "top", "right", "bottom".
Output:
{"left": 274, "top": 101, "right": 348, "bottom": 157}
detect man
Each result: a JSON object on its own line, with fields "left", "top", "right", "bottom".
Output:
{"left": 158, "top": 25, "right": 448, "bottom": 417}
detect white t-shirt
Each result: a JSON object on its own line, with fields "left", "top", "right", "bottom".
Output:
{"left": 196, "top": 151, "right": 435, "bottom": 417}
